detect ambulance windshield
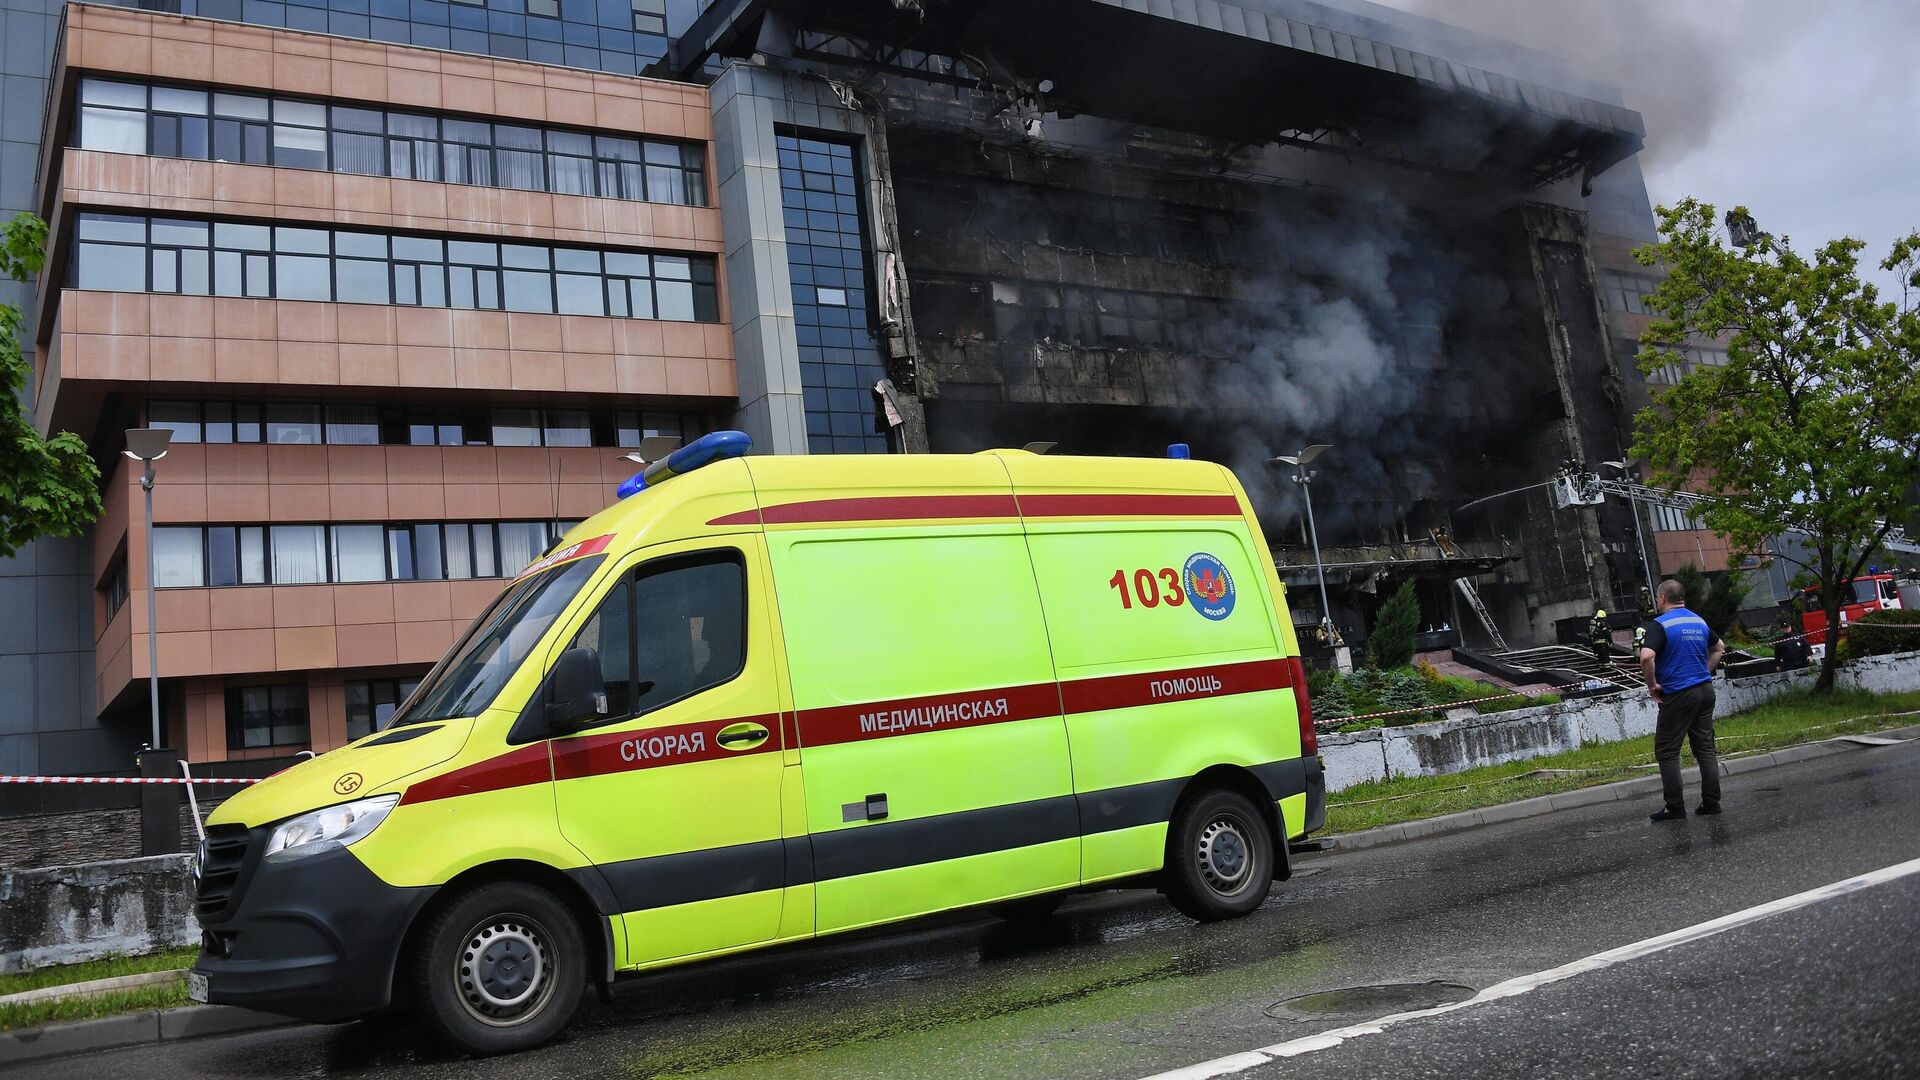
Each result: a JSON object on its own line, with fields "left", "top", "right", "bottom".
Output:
{"left": 390, "top": 556, "right": 606, "bottom": 726}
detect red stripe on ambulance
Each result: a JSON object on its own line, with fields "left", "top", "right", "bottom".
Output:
{"left": 398, "top": 743, "right": 553, "bottom": 806}
{"left": 1018, "top": 493, "right": 1243, "bottom": 519}
{"left": 550, "top": 714, "right": 782, "bottom": 781}
{"left": 512, "top": 533, "right": 615, "bottom": 581}
{"left": 796, "top": 682, "right": 1060, "bottom": 748}
{"left": 1059, "top": 658, "right": 1292, "bottom": 715}
{"left": 707, "top": 492, "right": 1244, "bottom": 527}
{"left": 397, "top": 660, "right": 1292, "bottom": 803}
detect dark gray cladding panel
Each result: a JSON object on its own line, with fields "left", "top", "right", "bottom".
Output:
{"left": 887, "top": 120, "right": 1610, "bottom": 555}
{"left": 677, "top": 0, "right": 1642, "bottom": 182}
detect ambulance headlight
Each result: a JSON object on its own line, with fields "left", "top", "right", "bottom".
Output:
{"left": 265, "top": 794, "right": 399, "bottom": 862}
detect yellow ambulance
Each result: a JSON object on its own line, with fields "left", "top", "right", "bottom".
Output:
{"left": 188, "top": 433, "right": 1325, "bottom": 1053}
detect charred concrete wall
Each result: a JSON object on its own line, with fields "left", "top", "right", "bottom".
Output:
{"left": 881, "top": 103, "right": 1638, "bottom": 643}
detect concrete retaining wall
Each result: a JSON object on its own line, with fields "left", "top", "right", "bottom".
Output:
{"left": 1322, "top": 649, "right": 1920, "bottom": 791}
{"left": 0, "top": 855, "right": 196, "bottom": 972}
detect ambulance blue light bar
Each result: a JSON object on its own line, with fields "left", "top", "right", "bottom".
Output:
{"left": 616, "top": 430, "right": 753, "bottom": 499}
{"left": 1167, "top": 443, "right": 1192, "bottom": 459}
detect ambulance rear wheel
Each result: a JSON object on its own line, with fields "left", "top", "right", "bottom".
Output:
{"left": 413, "top": 881, "right": 585, "bottom": 1055}
{"left": 1165, "top": 788, "right": 1274, "bottom": 921}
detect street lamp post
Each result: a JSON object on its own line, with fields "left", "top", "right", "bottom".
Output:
{"left": 123, "top": 428, "right": 173, "bottom": 752}
{"left": 1272, "top": 445, "right": 1349, "bottom": 672}
{"left": 1602, "top": 460, "right": 1655, "bottom": 610}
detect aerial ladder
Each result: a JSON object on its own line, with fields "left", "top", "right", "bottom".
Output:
{"left": 1585, "top": 476, "right": 1920, "bottom": 557}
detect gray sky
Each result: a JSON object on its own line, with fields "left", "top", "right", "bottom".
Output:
{"left": 1390, "top": 0, "right": 1920, "bottom": 295}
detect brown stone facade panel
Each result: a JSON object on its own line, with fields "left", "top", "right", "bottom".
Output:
{"left": 44, "top": 292, "right": 733, "bottom": 433}
{"left": 56, "top": 150, "right": 725, "bottom": 255}
{"left": 1654, "top": 531, "right": 1733, "bottom": 576}
{"left": 91, "top": 443, "right": 630, "bottom": 707}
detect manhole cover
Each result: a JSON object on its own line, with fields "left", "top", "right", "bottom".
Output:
{"left": 1266, "top": 980, "right": 1476, "bottom": 1020}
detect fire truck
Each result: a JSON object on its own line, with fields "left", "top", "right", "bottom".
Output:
{"left": 1797, "top": 574, "right": 1905, "bottom": 645}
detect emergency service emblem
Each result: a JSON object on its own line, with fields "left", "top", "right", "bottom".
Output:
{"left": 1183, "top": 553, "right": 1236, "bottom": 621}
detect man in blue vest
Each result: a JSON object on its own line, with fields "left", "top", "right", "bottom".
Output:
{"left": 1639, "top": 579, "right": 1726, "bottom": 821}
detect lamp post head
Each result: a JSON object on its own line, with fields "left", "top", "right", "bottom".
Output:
{"left": 122, "top": 427, "right": 173, "bottom": 464}
{"left": 1270, "top": 443, "right": 1331, "bottom": 469}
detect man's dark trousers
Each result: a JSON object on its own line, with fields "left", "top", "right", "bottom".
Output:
{"left": 1654, "top": 681, "right": 1720, "bottom": 811}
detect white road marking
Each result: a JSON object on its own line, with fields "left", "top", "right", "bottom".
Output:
{"left": 1143, "top": 854, "right": 1920, "bottom": 1080}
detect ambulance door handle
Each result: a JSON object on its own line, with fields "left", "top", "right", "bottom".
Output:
{"left": 716, "top": 722, "right": 770, "bottom": 750}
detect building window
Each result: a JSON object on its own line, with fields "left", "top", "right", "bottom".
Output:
{"left": 152, "top": 526, "right": 206, "bottom": 588}
{"left": 149, "top": 400, "right": 705, "bottom": 448}
{"left": 103, "top": 557, "right": 130, "bottom": 621}
{"left": 147, "top": 521, "right": 579, "bottom": 587}
{"left": 630, "top": 0, "right": 666, "bottom": 34}
{"left": 226, "top": 683, "right": 310, "bottom": 750}
{"left": 776, "top": 133, "right": 890, "bottom": 454}
{"left": 331, "top": 525, "right": 389, "bottom": 583}
{"left": 346, "top": 677, "right": 422, "bottom": 740}
{"left": 79, "top": 79, "right": 148, "bottom": 154}
{"left": 73, "top": 78, "right": 707, "bottom": 207}
{"left": 71, "top": 213, "right": 720, "bottom": 322}
{"left": 1651, "top": 504, "right": 1706, "bottom": 533}
{"left": 1601, "top": 271, "right": 1661, "bottom": 316}
{"left": 211, "top": 92, "right": 272, "bottom": 166}
{"left": 271, "top": 525, "right": 330, "bottom": 585}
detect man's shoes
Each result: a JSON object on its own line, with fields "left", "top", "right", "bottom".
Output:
{"left": 1649, "top": 808, "right": 1688, "bottom": 822}
{"left": 1695, "top": 803, "right": 1723, "bottom": 816}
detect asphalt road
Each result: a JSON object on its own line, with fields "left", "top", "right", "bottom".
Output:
{"left": 38, "top": 736, "right": 1920, "bottom": 1080}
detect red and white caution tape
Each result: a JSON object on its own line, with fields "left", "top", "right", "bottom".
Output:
{"left": 0, "top": 775, "right": 259, "bottom": 785}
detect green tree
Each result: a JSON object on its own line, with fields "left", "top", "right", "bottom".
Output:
{"left": 2, "top": 213, "right": 100, "bottom": 558}
{"left": 1631, "top": 199, "right": 1920, "bottom": 691}
{"left": 1670, "top": 563, "right": 1747, "bottom": 641}
{"left": 1366, "top": 580, "right": 1421, "bottom": 669}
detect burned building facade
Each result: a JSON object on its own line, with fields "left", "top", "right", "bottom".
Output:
{"left": 0, "top": 0, "right": 1665, "bottom": 775}
{"left": 683, "top": 0, "right": 1659, "bottom": 652}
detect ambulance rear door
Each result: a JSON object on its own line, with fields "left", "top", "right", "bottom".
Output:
{"left": 1002, "top": 455, "right": 1297, "bottom": 883}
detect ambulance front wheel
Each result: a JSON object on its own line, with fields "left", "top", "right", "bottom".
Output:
{"left": 412, "top": 881, "right": 586, "bottom": 1055}
{"left": 1164, "top": 787, "right": 1274, "bottom": 921}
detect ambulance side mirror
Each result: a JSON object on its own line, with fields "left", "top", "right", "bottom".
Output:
{"left": 545, "top": 647, "right": 609, "bottom": 732}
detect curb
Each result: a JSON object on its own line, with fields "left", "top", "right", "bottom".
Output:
{"left": 0, "top": 1003, "right": 300, "bottom": 1066}
{"left": 1309, "top": 723, "right": 1920, "bottom": 855}
{"left": 0, "top": 969, "right": 185, "bottom": 1007}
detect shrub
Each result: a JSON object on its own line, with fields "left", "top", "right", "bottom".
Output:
{"left": 1849, "top": 608, "right": 1920, "bottom": 658}
{"left": 1311, "top": 677, "right": 1355, "bottom": 721}
{"left": 1367, "top": 581, "right": 1421, "bottom": 669}
{"left": 1377, "top": 671, "right": 1439, "bottom": 724}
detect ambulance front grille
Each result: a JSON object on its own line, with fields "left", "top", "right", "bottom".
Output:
{"left": 194, "top": 824, "right": 252, "bottom": 919}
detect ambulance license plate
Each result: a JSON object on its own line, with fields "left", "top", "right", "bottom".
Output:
{"left": 188, "top": 972, "right": 209, "bottom": 1003}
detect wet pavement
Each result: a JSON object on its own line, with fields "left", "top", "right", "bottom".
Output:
{"left": 37, "top": 737, "right": 1920, "bottom": 1079}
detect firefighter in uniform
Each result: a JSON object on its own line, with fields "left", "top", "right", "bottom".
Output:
{"left": 1590, "top": 608, "right": 1612, "bottom": 669}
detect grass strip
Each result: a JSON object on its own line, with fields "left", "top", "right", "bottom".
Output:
{"left": 1325, "top": 688, "right": 1920, "bottom": 835}
{"left": 0, "top": 947, "right": 198, "bottom": 998}
{"left": 0, "top": 982, "right": 192, "bottom": 1032}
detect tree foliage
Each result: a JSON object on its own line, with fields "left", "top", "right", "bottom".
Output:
{"left": 1366, "top": 580, "right": 1421, "bottom": 670}
{"left": 1669, "top": 563, "right": 1747, "bottom": 642}
{"left": 1631, "top": 199, "right": 1920, "bottom": 691}
{"left": 2, "top": 213, "right": 101, "bottom": 559}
